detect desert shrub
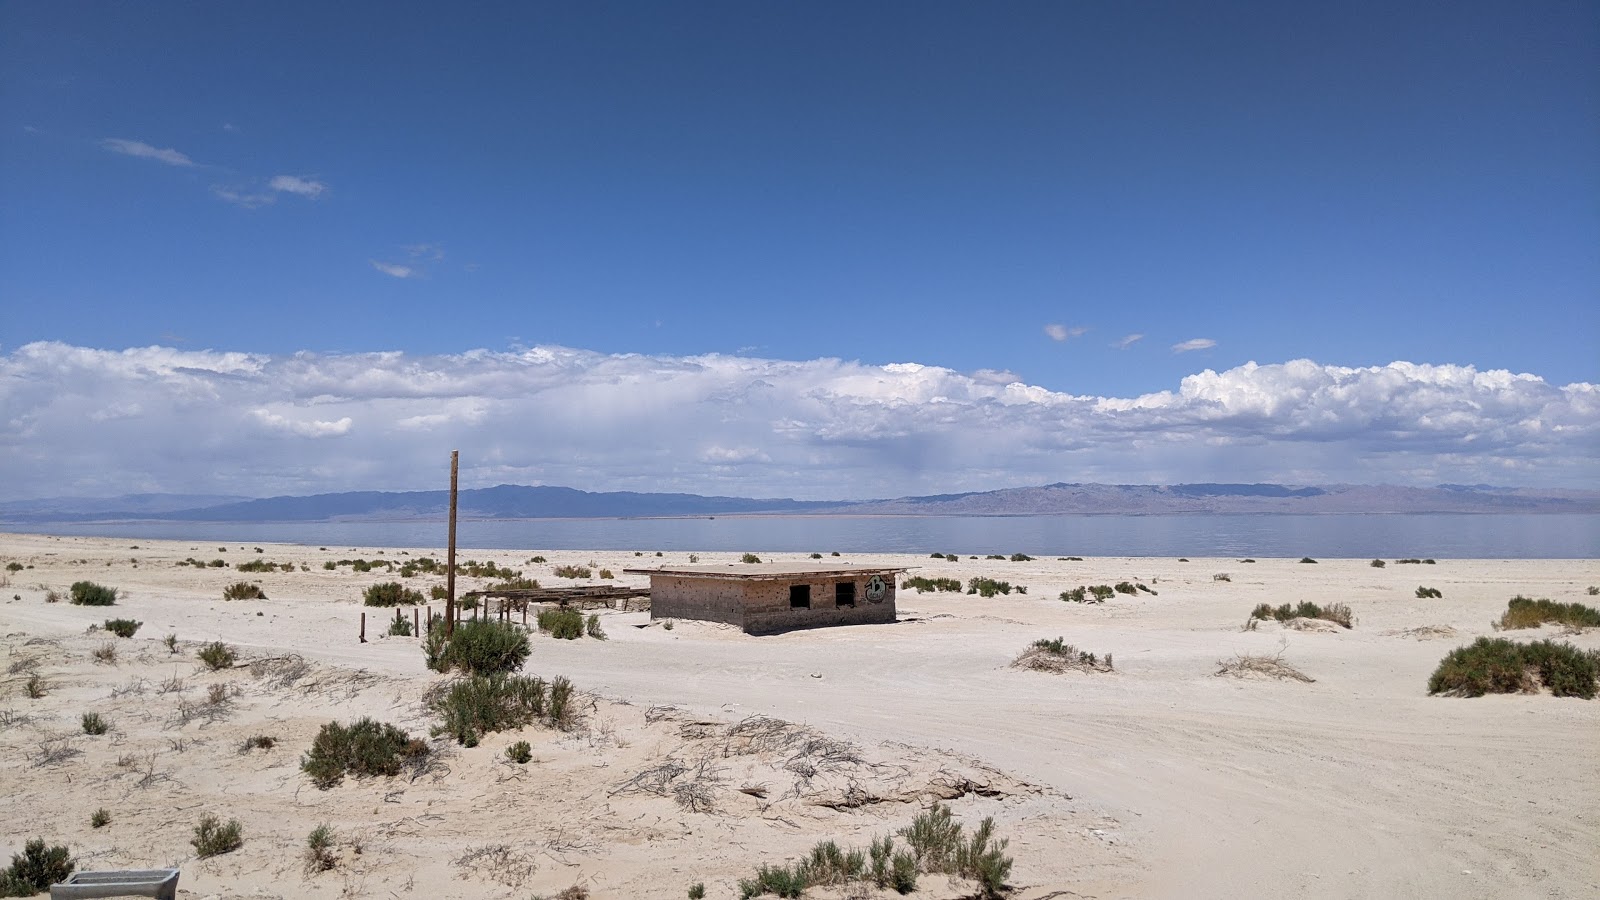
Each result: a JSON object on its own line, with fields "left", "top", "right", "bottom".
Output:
{"left": 902, "top": 576, "right": 962, "bottom": 593}
{"left": 598, "top": 568, "right": 614, "bottom": 579}
{"left": 1088, "top": 584, "right": 1115, "bottom": 600}
{"left": 529, "top": 555, "right": 548, "bottom": 564}
{"left": 966, "top": 577, "right": 1014, "bottom": 598}
{"left": 242, "top": 735, "right": 276, "bottom": 751}
{"left": 322, "top": 561, "right": 337, "bottom": 570}
{"left": 222, "top": 581, "right": 266, "bottom": 601}
{"left": 898, "top": 803, "right": 1011, "bottom": 896}
{"left": 1416, "top": 586, "right": 1443, "bottom": 599}
{"left": 430, "top": 673, "right": 569, "bottom": 745}
{"left": 1113, "top": 581, "right": 1137, "bottom": 595}
{"left": 1008, "top": 553, "right": 1033, "bottom": 562}
{"left": 81, "top": 712, "right": 109, "bottom": 735}
{"left": 90, "top": 808, "right": 110, "bottom": 828}
{"left": 1499, "top": 596, "right": 1600, "bottom": 630}
{"left": 1248, "top": 601, "right": 1353, "bottom": 629}
{"left": 44, "top": 589, "right": 60, "bottom": 603}
{"left": 553, "top": 565, "right": 592, "bottom": 579}
{"left": 1589, "top": 586, "right": 1599, "bottom": 596}
{"left": 0, "top": 838, "right": 73, "bottom": 896}
{"left": 91, "top": 642, "right": 117, "bottom": 664}
{"left": 25, "top": 674, "right": 44, "bottom": 698}
{"left": 688, "top": 883, "right": 706, "bottom": 899}
{"left": 506, "top": 740, "right": 532, "bottom": 764}
{"left": 206, "top": 559, "right": 227, "bottom": 568}
{"left": 1370, "top": 558, "right": 1386, "bottom": 568}
{"left": 163, "top": 633, "right": 179, "bottom": 654}
{"left": 306, "top": 824, "right": 336, "bottom": 872}
{"left": 364, "top": 581, "right": 422, "bottom": 607}
{"left": 490, "top": 576, "right": 540, "bottom": 591}
{"left": 1213, "top": 573, "right": 1231, "bottom": 582}
{"left": 1014, "top": 638, "right": 1112, "bottom": 673}
{"left": 191, "top": 814, "right": 243, "bottom": 858}
{"left": 928, "top": 552, "right": 945, "bottom": 558}
{"left": 538, "top": 608, "right": 584, "bottom": 640}
{"left": 235, "top": 559, "right": 279, "bottom": 573}
{"left": 428, "top": 618, "right": 531, "bottom": 675}
{"left": 1396, "top": 558, "right": 1436, "bottom": 565}
{"left": 586, "top": 614, "right": 607, "bottom": 640}
{"left": 1299, "top": 557, "right": 1317, "bottom": 564}
{"left": 3, "top": 562, "right": 20, "bottom": 573}
{"left": 104, "top": 618, "right": 141, "bottom": 638}
{"left": 197, "top": 641, "right": 236, "bottom": 670}
{"left": 429, "top": 585, "right": 449, "bottom": 601}
{"left": 387, "top": 615, "right": 413, "bottom": 637}
{"left": 740, "top": 553, "right": 762, "bottom": 564}
{"left": 69, "top": 581, "right": 117, "bottom": 606}
{"left": 301, "top": 718, "right": 427, "bottom": 788}
{"left": 1060, "top": 587, "right": 1088, "bottom": 603}
{"left": 1428, "top": 637, "right": 1597, "bottom": 699}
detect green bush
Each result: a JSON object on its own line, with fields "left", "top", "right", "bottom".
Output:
{"left": 81, "top": 712, "right": 109, "bottom": 735}
{"left": 235, "top": 559, "right": 279, "bottom": 573}
{"left": 387, "top": 615, "right": 413, "bottom": 637}
{"left": 430, "top": 673, "right": 574, "bottom": 745}
{"left": 90, "top": 809, "right": 110, "bottom": 828}
{"left": 538, "top": 608, "right": 584, "bottom": 640}
{"left": 1396, "top": 558, "right": 1436, "bottom": 565}
{"left": 364, "top": 581, "right": 423, "bottom": 607}
{"left": 426, "top": 618, "right": 531, "bottom": 675}
{"left": 1370, "top": 558, "right": 1386, "bottom": 568}
{"left": 1089, "top": 584, "right": 1115, "bottom": 600}
{"left": 505, "top": 740, "right": 532, "bottom": 764}
{"left": 966, "top": 577, "right": 1014, "bottom": 598}
{"left": 902, "top": 576, "right": 962, "bottom": 593}
{"left": 489, "top": 576, "right": 541, "bottom": 591}
{"left": 553, "top": 565, "right": 592, "bottom": 579}
{"left": 900, "top": 803, "right": 1012, "bottom": 897}
{"left": 69, "top": 581, "right": 117, "bottom": 606}
{"left": 0, "top": 838, "right": 73, "bottom": 897}
{"left": 1499, "top": 596, "right": 1600, "bottom": 630}
{"left": 586, "top": 614, "right": 607, "bottom": 640}
{"left": 191, "top": 814, "right": 243, "bottom": 858}
{"left": 4, "top": 562, "right": 21, "bottom": 573}
{"left": 197, "top": 641, "right": 236, "bottom": 670}
{"left": 103, "top": 618, "right": 141, "bottom": 638}
{"left": 1428, "top": 637, "right": 1597, "bottom": 699}
{"left": 301, "top": 718, "right": 428, "bottom": 788}
{"left": 1113, "top": 581, "right": 1137, "bottom": 595}
{"left": 1008, "top": 553, "right": 1034, "bottom": 562}
{"left": 688, "top": 883, "right": 706, "bottom": 900}
{"left": 223, "top": 581, "right": 266, "bottom": 600}
{"left": 306, "top": 824, "right": 336, "bottom": 872}
{"left": 1416, "top": 586, "right": 1443, "bottom": 599}
{"left": 1248, "top": 600, "right": 1354, "bottom": 629}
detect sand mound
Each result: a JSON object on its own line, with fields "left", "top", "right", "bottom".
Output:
{"left": 1215, "top": 652, "right": 1315, "bottom": 682}
{"left": 1389, "top": 625, "right": 1460, "bottom": 640}
{"left": 1282, "top": 617, "right": 1343, "bottom": 633}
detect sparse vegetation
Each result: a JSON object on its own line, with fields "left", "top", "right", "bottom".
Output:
{"left": 1299, "top": 557, "right": 1318, "bottom": 564}
{"left": 0, "top": 838, "right": 74, "bottom": 897}
{"left": 598, "top": 568, "right": 614, "bottom": 579}
{"left": 241, "top": 735, "right": 276, "bottom": 751}
{"left": 301, "top": 718, "right": 429, "bottom": 788}
{"left": 197, "top": 641, "right": 237, "bottom": 670}
{"left": 426, "top": 618, "right": 531, "bottom": 674}
{"left": 489, "top": 576, "right": 541, "bottom": 591}
{"left": 1370, "top": 558, "right": 1386, "bottom": 568}
{"left": 586, "top": 614, "right": 607, "bottom": 640}
{"left": 1216, "top": 645, "right": 1315, "bottom": 682}
{"left": 1498, "top": 596, "right": 1600, "bottom": 630}
{"left": 163, "top": 633, "right": 179, "bottom": 654}
{"left": 191, "top": 814, "right": 243, "bottom": 858}
{"left": 69, "top": 580, "right": 117, "bottom": 606}
{"left": 103, "top": 618, "right": 141, "bottom": 638}
{"left": 1013, "top": 637, "right": 1113, "bottom": 673}
{"left": 91, "top": 641, "right": 117, "bottom": 664}
{"left": 740, "top": 553, "right": 762, "bottom": 564}
{"left": 431, "top": 673, "right": 575, "bottom": 745}
{"left": 306, "top": 824, "right": 337, "bottom": 872}
{"left": 538, "top": 608, "right": 585, "bottom": 640}
{"left": 902, "top": 576, "right": 962, "bottom": 593}
{"left": 553, "top": 565, "right": 593, "bottom": 579}
{"left": 1213, "top": 573, "right": 1231, "bottom": 582}
{"left": 505, "top": 740, "right": 532, "bottom": 764}
{"left": 364, "top": 581, "right": 423, "bottom": 606}
{"left": 1396, "top": 558, "right": 1436, "bottom": 565}
{"left": 1428, "top": 637, "right": 1597, "bottom": 699}
{"left": 90, "top": 808, "right": 110, "bottom": 828}
{"left": 1249, "top": 601, "right": 1354, "bottom": 629}
{"left": 966, "top": 577, "right": 1015, "bottom": 598}
{"left": 1008, "top": 553, "right": 1033, "bottom": 562}
{"left": 1415, "top": 586, "right": 1443, "bottom": 599}
{"left": 222, "top": 581, "right": 266, "bottom": 600}
{"left": 688, "top": 883, "right": 706, "bottom": 900}
{"left": 387, "top": 615, "right": 413, "bottom": 637}
{"left": 25, "top": 674, "right": 44, "bottom": 699}
{"left": 1113, "top": 581, "right": 1137, "bottom": 595}
{"left": 81, "top": 712, "right": 109, "bottom": 735}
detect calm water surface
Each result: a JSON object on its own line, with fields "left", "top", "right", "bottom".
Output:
{"left": 12, "top": 514, "right": 1598, "bottom": 559}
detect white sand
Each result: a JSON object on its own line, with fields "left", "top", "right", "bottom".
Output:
{"left": 2, "top": 532, "right": 1596, "bottom": 899}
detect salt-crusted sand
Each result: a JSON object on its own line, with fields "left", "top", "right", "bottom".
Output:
{"left": 2, "top": 532, "right": 1596, "bottom": 899}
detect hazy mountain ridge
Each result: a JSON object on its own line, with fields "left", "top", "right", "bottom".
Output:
{"left": 2, "top": 482, "right": 1597, "bottom": 524}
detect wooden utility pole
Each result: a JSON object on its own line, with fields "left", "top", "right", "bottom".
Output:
{"left": 446, "top": 450, "right": 459, "bottom": 637}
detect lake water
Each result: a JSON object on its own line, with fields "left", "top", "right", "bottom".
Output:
{"left": 10, "top": 514, "right": 1598, "bottom": 559}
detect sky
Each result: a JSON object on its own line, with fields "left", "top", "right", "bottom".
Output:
{"left": 1, "top": 2, "right": 1596, "bottom": 500}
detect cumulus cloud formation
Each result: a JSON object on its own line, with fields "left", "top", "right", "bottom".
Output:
{"left": 100, "top": 138, "right": 195, "bottom": 167}
{"left": 268, "top": 175, "right": 327, "bottom": 198}
{"left": 0, "top": 343, "right": 1593, "bottom": 500}
{"left": 1172, "top": 338, "right": 1217, "bottom": 353}
{"left": 1044, "top": 324, "right": 1087, "bottom": 342}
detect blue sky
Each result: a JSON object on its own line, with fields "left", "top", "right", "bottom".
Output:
{"left": 1, "top": 2, "right": 1596, "bottom": 498}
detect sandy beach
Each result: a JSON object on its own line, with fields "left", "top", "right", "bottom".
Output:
{"left": 2, "top": 532, "right": 1596, "bottom": 899}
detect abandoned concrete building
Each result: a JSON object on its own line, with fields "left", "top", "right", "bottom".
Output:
{"left": 622, "top": 562, "right": 908, "bottom": 634}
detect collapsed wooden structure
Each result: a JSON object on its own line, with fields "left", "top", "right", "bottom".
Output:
{"left": 462, "top": 584, "right": 652, "bottom": 614}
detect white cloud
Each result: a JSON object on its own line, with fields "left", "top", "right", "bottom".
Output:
{"left": 211, "top": 186, "right": 275, "bottom": 209}
{"left": 0, "top": 343, "right": 1593, "bottom": 499}
{"left": 370, "top": 261, "right": 416, "bottom": 278}
{"left": 101, "top": 138, "right": 195, "bottom": 167}
{"left": 269, "top": 175, "right": 327, "bottom": 198}
{"left": 1172, "top": 338, "right": 1217, "bottom": 353}
{"left": 1044, "top": 324, "right": 1088, "bottom": 342}
{"left": 1114, "top": 333, "right": 1144, "bottom": 349}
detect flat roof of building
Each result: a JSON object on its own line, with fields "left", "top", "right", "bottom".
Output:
{"left": 622, "top": 563, "right": 911, "bottom": 581}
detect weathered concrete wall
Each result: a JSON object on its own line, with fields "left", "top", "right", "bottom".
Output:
{"left": 648, "top": 574, "right": 746, "bottom": 627}
{"left": 648, "top": 573, "right": 897, "bottom": 633}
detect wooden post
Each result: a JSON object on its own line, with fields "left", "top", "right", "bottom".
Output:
{"left": 359, "top": 612, "right": 366, "bottom": 643}
{"left": 446, "top": 450, "right": 458, "bottom": 638}
{"left": 413, "top": 608, "right": 420, "bottom": 637}
{"left": 521, "top": 602, "right": 527, "bottom": 627}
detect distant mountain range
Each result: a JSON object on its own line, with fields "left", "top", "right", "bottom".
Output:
{"left": 2, "top": 482, "right": 1597, "bottom": 524}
